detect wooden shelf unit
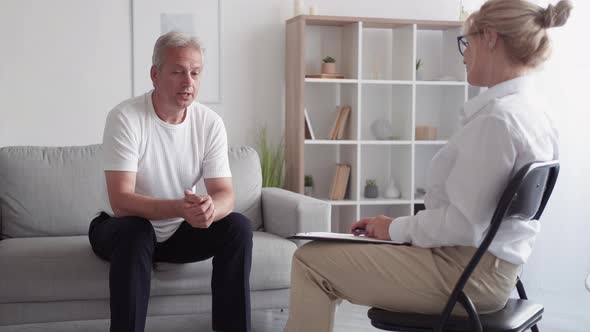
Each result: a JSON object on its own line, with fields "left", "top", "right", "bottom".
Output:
{"left": 286, "top": 15, "right": 470, "bottom": 231}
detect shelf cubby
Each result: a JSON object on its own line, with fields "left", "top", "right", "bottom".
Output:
{"left": 304, "top": 82, "right": 358, "bottom": 140}
{"left": 415, "top": 85, "right": 466, "bottom": 140}
{"left": 305, "top": 22, "right": 360, "bottom": 79}
{"left": 361, "top": 83, "right": 412, "bottom": 141}
{"left": 415, "top": 25, "right": 465, "bottom": 82}
{"left": 304, "top": 144, "right": 357, "bottom": 201}
{"left": 360, "top": 145, "right": 411, "bottom": 201}
{"left": 361, "top": 24, "right": 414, "bottom": 81}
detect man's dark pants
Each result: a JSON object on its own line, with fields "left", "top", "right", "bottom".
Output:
{"left": 89, "top": 212, "right": 253, "bottom": 332}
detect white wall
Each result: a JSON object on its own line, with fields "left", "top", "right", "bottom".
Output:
{"left": 0, "top": 0, "right": 132, "bottom": 146}
{"left": 1, "top": 0, "right": 589, "bottom": 330}
{"left": 0, "top": 0, "right": 460, "bottom": 148}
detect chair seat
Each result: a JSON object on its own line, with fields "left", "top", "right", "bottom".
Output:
{"left": 368, "top": 299, "right": 544, "bottom": 332}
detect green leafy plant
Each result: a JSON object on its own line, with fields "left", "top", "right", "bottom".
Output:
{"left": 304, "top": 175, "right": 314, "bottom": 187}
{"left": 415, "top": 58, "right": 423, "bottom": 71}
{"left": 257, "top": 126, "right": 285, "bottom": 188}
{"left": 322, "top": 56, "right": 336, "bottom": 63}
{"left": 366, "top": 179, "right": 377, "bottom": 186}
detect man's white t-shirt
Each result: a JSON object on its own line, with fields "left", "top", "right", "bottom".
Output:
{"left": 102, "top": 91, "right": 232, "bottom": 242}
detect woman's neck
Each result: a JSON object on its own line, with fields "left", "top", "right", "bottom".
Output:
{"left": 486, "top": 50, "right": 529, "bottom": 87}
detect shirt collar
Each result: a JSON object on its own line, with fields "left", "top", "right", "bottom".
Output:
{"left": 460, "top": 75, "right": 533, "bottom": 125}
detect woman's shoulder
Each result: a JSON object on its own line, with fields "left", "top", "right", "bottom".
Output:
{"left": 487, "top": 91, "right": 557, "bottom": 145}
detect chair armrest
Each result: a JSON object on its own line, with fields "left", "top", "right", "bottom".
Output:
{"left": 261, "top": 187, "right": 330, "bottom": 238}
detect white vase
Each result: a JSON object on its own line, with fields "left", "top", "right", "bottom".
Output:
{"left": 370, "top": 118, "right": 393, "bottom": 140}
{"left": 294, "top": 0, "right": 304, "bottom": 16}
{"left": 383, "top": 178, "right": 401, "bottom": 199}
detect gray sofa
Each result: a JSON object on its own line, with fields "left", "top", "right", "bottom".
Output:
{"left": 0, "top": 145, "right": 330, "bottom": 327}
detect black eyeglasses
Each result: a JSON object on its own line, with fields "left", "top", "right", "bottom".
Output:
{"left": 456, "top": 32, "right": 480, "bottom": 56}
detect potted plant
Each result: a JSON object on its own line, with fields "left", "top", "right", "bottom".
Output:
{"left": 257, "top": 126, "right": 285, "bottom": 188}
{"left": 304, "top": 175, "right": 314, "bottom": 196}
{"left": 321, "top": 56, "right": 336, "bottom": 75}
{"left": 364, "top": 179, "right": 378, "bottom": 198}
{"left": 415, "top": 58, "right": 423, "bottom": 80}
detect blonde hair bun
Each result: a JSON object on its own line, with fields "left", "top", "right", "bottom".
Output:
{"left": 542, "top": 0, "right": 573, "bottom": 28}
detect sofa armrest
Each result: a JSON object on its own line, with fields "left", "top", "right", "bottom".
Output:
{"left": 262, "top": 187, "right": 330, "bottom": 238}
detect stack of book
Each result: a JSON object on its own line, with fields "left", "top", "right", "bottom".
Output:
{"left": 329, "top": 163, "right": 351, "bottom": 200}
{"left": 328, "top": 105, "right": 351, "bottom": 140}
{"left": 303, "top": 105, "right": 351, "bottom": 140}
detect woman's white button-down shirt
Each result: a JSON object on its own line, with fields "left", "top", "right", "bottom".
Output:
{"left": 389, "top": 76, "right": 558, "bottom": 265}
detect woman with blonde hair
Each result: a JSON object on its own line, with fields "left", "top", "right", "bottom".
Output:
{"left": 285, "top": 0, "right": 573, "bottom": 331}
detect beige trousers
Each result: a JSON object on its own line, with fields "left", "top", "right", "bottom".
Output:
{"left": 285, "top": 242, "right": 520, "bottom": 332}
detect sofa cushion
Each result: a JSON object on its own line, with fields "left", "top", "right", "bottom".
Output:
{"left": 0, "top": 231, "right": 295, "bottom": 303}
{"left": 152, "top": 231, "right": 295, "bottom": 295}
{"left": 0, "top": 145, "right": 111, "bottom": 238}
{"left": 196, "top": 146, "right": 263, "bottom": 230}
{"left": 0, "top": 145, "right": 263, "bottom": 238}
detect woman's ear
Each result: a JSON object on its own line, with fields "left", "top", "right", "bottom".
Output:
{"left": 482, "top": 27, "right": 498, "bottom": 51}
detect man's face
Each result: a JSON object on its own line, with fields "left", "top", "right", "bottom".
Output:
{"left": 151, "top": 47, "right": 203, "bottom": 111}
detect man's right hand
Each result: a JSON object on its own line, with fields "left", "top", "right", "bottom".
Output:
{"left": 180, "top": 190, "right": 216, "bottom": 228}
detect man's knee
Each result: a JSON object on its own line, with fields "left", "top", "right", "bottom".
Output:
{"left": 226, "top": 212, "right": 253, "bottom": 235}
{"left": 220, "top": 213, "right": 253, "bottom": 247}
{"left": 117, "top": 217, "right": 156, "bottom": 248}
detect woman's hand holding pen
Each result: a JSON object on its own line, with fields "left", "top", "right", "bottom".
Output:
{"left": 349, "top": 215, "right": 394, "bottom": 240}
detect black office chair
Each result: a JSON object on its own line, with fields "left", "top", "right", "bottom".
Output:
{"left": 368, "top": 160, "right": 560, "bottom": 332}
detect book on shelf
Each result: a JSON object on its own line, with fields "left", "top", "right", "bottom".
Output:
{"left": 304, "top": 108, "right": 316, "bottom": 140}
{"left": 328, "top": 105, "right": 352, "bottom": 140}
{"left": 329, "top": 163, "right": 351, "bottom": 200}
{"left": 329, "top": 164, "right": 339, "bottom": 200}
{"left": 336, "top": 164, "right": 351, "bottom": 199}
{"left": 335, "top": 106, "right": 351, "bottom": 139}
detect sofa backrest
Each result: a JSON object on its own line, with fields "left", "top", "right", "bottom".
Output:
{"left": 0, "top": 145, "right": 262, "bottom": 239}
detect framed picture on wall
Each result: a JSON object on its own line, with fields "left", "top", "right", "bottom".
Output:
{"left": 132, "top": 0, "right": 222, "bottom": 103}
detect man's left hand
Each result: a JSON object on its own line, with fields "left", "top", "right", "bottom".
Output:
{"left": 183, "top": 190, "right": 216, "bottom": 228}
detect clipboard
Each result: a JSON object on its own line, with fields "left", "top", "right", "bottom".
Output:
{"left": 288, "top": 232, "right": 407, "bottom": 245}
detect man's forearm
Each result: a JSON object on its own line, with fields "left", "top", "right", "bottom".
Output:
{"left": 211, "top": 190, "right": 235, "bottom": 222}
{"left": 110, "top": 192, "right": 181, "bottom": 220}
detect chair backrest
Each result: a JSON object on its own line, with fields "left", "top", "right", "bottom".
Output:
{"left": 437, "top": 160, "right": 560, "bottom": 328}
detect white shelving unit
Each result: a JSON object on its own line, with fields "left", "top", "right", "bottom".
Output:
{"left": 286, "top": 16, "right": 470, "bottom": 232}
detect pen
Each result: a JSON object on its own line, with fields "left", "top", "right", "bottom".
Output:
{"left": 352, "top": 227, "right": 367, "bottom": 235}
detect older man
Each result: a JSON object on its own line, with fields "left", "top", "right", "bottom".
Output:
{"left": 89, "top": 31, "right": 252, "bottom": 332}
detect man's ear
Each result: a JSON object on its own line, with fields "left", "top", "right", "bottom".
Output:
{"left": 482, "top": 27, "right": 498, "bottom": 51}
{"left": 150, "top": 65, "right": 158, "bottom": 88}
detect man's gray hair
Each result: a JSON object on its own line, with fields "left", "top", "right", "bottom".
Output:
{"left": 152, "top": 31, "right": 204, "bottom": 70}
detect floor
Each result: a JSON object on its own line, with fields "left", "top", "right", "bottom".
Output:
{"left": 0, "top": 301, "right": 379, "bottom": 332}
{"left": 0, "top": 301, "right": 581, "bottom": 332}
